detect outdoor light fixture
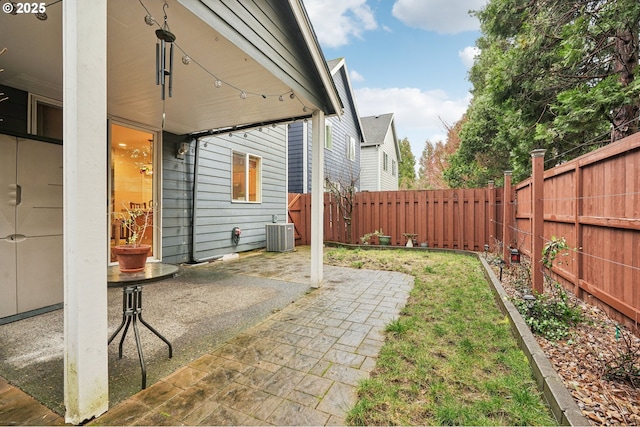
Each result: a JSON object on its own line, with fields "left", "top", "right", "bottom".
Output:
{"left": 523, "top": 293, "right": 536, "bottom": 311}
{"left": 176, "top": 142, "right": 189, "bottom": 159}
{"left": 484, "top": 243, "right": 489, "bottom": 257}
{"left": 155, "top": 3, "right": 176, "bottom": 100}
{"left": 510, "top": 248, "right": 521, "bottom": 264}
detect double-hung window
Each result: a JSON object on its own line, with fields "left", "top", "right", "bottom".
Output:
{"left": 347, "top": 135, "right": 356, "bottom": 161}
{"left": 232, "top": 151, "right": 261, "bottom": 202}
{"left": 383, "top": 152, "right": 389, "bottom": 171}
{"left": 325, "top": 123, "right": 333, "bottom": 150}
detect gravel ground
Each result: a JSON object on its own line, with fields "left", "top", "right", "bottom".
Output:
{"left": 491, "top": 258, "right": 640, "bottom": 426}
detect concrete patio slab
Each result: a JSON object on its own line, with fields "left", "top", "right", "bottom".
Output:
{"left": 0, "top": 247, "right": 414, "bottom": 425}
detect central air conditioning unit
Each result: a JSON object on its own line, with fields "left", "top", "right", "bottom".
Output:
{"left": 265, "top": 223, "right": 294, "bottom": 252}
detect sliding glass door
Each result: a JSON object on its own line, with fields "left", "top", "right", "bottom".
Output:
{"left": 108, "top": 122, "right": 158, "bottom": 262}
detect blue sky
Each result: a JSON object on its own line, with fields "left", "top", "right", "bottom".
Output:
{"left": 303, "top": 0, "right": 486, "bottom": 162}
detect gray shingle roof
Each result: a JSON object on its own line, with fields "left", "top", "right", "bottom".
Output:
{"left": 360, "top": 113, "right": 394, "bottom": 146}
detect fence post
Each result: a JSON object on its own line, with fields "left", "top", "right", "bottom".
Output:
{"left": 502, "top": 171, "right": 512, "bottom": 265}
{"left": 488, "top": 181, "right": 495, "bottom": 248}
{"left": 531, "top": 149, "right": 546, "bottom": 294}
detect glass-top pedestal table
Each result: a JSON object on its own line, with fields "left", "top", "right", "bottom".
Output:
{"left": 107, "top": 263, "right": 179, "bottom": 389}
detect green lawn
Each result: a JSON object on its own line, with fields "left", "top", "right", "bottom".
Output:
{"left": 324, "top": 247, "right": 556, "bottom": 426}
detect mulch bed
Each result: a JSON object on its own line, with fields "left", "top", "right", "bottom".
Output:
{"left": 491, "top": 259, "right": 640, "bottom": 426}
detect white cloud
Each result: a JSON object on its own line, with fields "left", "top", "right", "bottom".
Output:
{"left": 459, "top": 46, "right": 480, "bottom": 68}
{"left": 349, "top": 69, "right": 365, "bottom": 82}
{"left": 391, "top": 0, "right": 485, "bottom": 34}
{"left": 303, "top": 0, "right": 377, "bottom": 48}
{"left": 355, "top": 87, "right": 471, "bottom": 155}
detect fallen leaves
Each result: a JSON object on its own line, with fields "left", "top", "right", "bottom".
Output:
{"left": 496, "top": 265, "right": 640, "bottom": 426}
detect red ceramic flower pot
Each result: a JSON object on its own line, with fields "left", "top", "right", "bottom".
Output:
{"left": 112, "top": 245, "right": 151, "bottom": 273}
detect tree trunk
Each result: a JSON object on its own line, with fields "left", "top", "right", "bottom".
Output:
{"left": 611, "top": 27, "right": 639, "bottom": 143}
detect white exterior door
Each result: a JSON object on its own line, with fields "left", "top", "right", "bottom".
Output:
{"left": 0, "top": 134, "right": 63, "bottom": 318}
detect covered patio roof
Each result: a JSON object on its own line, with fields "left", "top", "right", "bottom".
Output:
{"left": 0, "top": 0, "right": 341, "bottom": 134}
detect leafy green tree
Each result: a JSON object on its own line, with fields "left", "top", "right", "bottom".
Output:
{"left": 449, "top": 0, "right": 640, "bottom": 185}
{"left": 398, "top": 137, "right": 416, "bottom": 189}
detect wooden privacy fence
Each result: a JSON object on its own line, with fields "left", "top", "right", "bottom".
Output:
{"left": 289, "top": 188, "right": 504, "bottom": 251}
{"left": 288, "top": 132, "right": 640, "bottom": 328}
{"left": 509, "top": 133, "right": 640, "bottom": 327}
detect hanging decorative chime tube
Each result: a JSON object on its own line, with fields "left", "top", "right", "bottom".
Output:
{"left": 155, "top": 28, "right": 175, "bottom": 100}
{"left": 155, "top": 3, "right": 176, "bottom": 100}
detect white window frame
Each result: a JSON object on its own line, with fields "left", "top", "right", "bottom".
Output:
{"left": 325, "top": 122, "right": 333, "bottom": 150}
{"left": 347, "top": 135, "right": 356, "bottom": 161}
{"left": 232, "top": 151, "right": 262, "bottom": 203}
{"left": 383, "top": 152, "right": 389, "bottom": 171}
{"left": 28, "top": 93, "right": 63, "bottom": 139}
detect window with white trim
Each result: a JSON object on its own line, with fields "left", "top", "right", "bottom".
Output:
{"left": 347, "top": 135, "right": 356, "bottom": 161}
{"left": 232, "top": 151, "right": 262, "bottom": 202}
{"left": 325, "top": 123, "right": 333, "bottom": 150}
{"left": 383, "top": 152, "right": 389, "bottom": 171}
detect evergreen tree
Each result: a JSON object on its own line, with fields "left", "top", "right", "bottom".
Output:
{"left": 448, "top": 0, "right": 640, "bottom": 185}
{"left": 398, "top": 137, "right": 416, "bottom": 189}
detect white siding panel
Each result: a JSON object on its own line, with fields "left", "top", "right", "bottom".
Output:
{"left": 360, "top": 146, "right": 379, "bottom": 191}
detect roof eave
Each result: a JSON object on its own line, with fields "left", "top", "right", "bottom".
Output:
{"left": 289, "top": 0, "right": 343, "bottom": 117}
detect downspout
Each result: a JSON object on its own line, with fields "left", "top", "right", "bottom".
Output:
{"left": 189, "top": 137, "right": 221, "bottom": 263}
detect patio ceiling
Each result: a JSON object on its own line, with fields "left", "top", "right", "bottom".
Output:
{"left": 0, "top": 0, "right": 340, "bottom": 136}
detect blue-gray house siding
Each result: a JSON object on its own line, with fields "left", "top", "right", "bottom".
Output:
{"left": 287, "top": 122, "right": 306, "bottom": 194}
{"left": 163, "top": 126, "right": 289, "bottom": 263}
{"left": 288, "top": 58, "right": 363, "bottom": 193}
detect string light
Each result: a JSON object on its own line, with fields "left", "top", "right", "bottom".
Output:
{"left": 137, "top": 0, "right": 313, "bottom": 111}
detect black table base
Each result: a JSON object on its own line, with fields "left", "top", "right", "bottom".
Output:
{"left": 108, "top": 285, "right": 173, "bottom": 389}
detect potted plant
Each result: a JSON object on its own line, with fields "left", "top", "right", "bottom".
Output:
{"left": 403, "top": 233, "right": 418, "bottom": 247}
{"left": 111, "top": 204, "right": 153, "bottom": 272}
{"left": 361, "top": 229, "right": 390, "bottom": 245}
{"left": 377, "top": 230, "right": 391, "bottom": 246}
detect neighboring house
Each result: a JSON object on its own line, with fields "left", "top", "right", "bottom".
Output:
{"left": 288, "top": 58, "right": 364, "bottom": 193}
{"left": 360, "top": 113, "right": 401, "bottom": 191}
{"left": 0, "top": 0, "right": 340, "bottom": 422}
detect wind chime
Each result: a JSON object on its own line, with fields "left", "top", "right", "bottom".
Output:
{"left": 155, "top": 3, "right": 176, "bottom": 100}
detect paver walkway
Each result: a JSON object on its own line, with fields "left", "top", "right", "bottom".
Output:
{"left": 1, "top": 261, "right": 413, "bottom": 425}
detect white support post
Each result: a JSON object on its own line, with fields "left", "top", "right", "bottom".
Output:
{"left": 310, "top": 111, "right": 325, "bottom": 287}
{"left": 63, "top": 0, "right": 109, "bottom": 423}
